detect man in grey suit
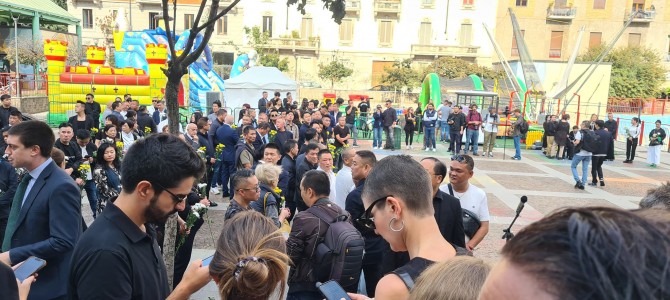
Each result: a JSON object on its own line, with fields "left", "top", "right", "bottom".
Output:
{"left": 0, "top": 120, "right": 81, "bottom": 300}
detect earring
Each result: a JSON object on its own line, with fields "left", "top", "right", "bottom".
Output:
{"left": 389, "top": 217, "right": 405, "bottom": 232}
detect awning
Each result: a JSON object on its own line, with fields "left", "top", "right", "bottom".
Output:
{"left": 0, "top": 0, "right": 79, "bottom": 26}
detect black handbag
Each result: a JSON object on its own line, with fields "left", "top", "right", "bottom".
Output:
{"left": 447, "top": 184, "right": 482, "bottom": 239}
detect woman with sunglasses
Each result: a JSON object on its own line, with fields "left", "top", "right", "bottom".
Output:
{"left": 350, "top": 155, "right": 456, "bottom": 300}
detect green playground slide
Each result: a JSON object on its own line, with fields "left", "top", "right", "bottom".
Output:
{"left": 418, "top": 73, "right": 442, "bottom": 110}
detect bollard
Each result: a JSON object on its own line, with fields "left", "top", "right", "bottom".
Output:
{"left": 639, "top": 121, "right": 645, "bottom": 146}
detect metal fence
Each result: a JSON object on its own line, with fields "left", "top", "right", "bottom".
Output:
{"left": 0, "top": 73, "right": 48, "bottom": 97}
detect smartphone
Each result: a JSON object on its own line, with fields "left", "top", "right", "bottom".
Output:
{"left": 316, "top": 280, "right": 351, "bottom": 300}
{"left": 202, "top": 254, "right": 214, "bottom": 267}
{"left": 14, "top": 256, "right": 47, "bottom": 281}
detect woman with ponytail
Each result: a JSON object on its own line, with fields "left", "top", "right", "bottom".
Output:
{"left": 209, "top": 210, "right": 290, "bottom": 300}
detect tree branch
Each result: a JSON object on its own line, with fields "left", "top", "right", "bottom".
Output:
{"left": 180, "top": 1, "right": 218, "bottom": 67}
{"left": 191, "top": 0, "right": 208, "bottom": 32}
{"left": 194, "top": 0, "right": 241, "bottom": 33}
{"left": 162, "top": 0, "right": 177, "bottom": 63}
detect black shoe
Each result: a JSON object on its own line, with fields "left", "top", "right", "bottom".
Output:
{"left": 588, "top": 182, "right": 597, "bottom": 186}
{"left": 221, "top": 192, "right": 231, "bottom": 198}
{"left": 578, "top": 183, "right": 585, "bottom": 190}
{"left": 575, "top": 182, "right": 580, "bottom": 189}
{"left": 600, "top": 180, "right": 605, "bottom": 186}
{"left": 209, "top": 201, "right": 219, "bottom": 207}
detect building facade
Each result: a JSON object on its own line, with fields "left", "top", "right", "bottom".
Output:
{"left": 495, "top": 0, "right": 670, "bottom": 80}
{"left": 68, "top": 0, "right": 498, "bottom": 90}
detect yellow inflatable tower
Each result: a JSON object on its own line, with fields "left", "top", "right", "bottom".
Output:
{"left": 146, "top": 43, "right": 168, "bottom": 98}
{"left": 86, "top": 46, "right": 107, "bottom": 72}
{"left": 44, "top": 40, "right": 68, "bottom": 120}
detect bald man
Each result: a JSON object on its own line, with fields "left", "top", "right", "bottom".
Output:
{"left": 184, "top": 123, "right": 199, "bottom": 149}
{"left": 334, "top": 147, "right": 356, "bottom": 208}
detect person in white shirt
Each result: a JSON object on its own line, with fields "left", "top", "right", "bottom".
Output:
{"left": 334, "top": 148, "right": 355, "bottom": 209}
{"left": 481, "top": 106, "right": 499, "bottom": 157}
{"left": 624, "top": 117, "right": 641, "bottom": 163}
{"left": 157, "top": 117, "right": 184, "bottom": 134}
{"left": 439, "top": 154, "right": 490, "bottom": 251}
{"left": 571, "top": 121, "right": 593, "bottom": 189}
{"left": 120, "top": 120, "right": 138, "bottom": 152}
{"left": 315, "top": 149, "right": 337, "bottom": 204}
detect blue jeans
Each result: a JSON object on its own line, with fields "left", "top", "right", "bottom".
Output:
{"left": 346, "top": 123, "right": 358, "bottom": 145}
{"left": 373, "top": 127, "right": 383, "bottom": 147}
{"left": 440, "top": 121, "right": 450, "bottom": 141}
{"left": 220, "top": 160, "right": 236, "bottom": 195}
{"left": 513, "top": 135, "right": 521, "bottom": 158}
{"left": 450, "top": 132, "right": 462, "bottom": 153}
{"left": 571, "top": 155, "right": 592, "bottom": 185}
{"left": 424, "top": 126, "right": 436, "bottom": 149}
{"left": 210, "top": 160, "right": 222, "bottom": 187}
{"left": 84, "top": 179, "right": 99, "bottom": 217}
{"left": 465, "top": 129, "right": 479, "bottom": 154}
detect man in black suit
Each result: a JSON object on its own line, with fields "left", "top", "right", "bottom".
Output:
{"left": 136, "top": 105, "right": 157, "bottom": 134}
{"left": 258, "top": 91, "right": 269, "bottom": 114}
{"left": 84, "top": 94, "right": 101, "bottom": 129}
{"left": 294, "top": 143, "right": 319, "bottom": 211}
{"left": 53, "top": 123, "right": 83, "bottom": 185}
{"left": 0, "top": 157, "right": 17, "bottom": 245}
{"left": 252, "top": 122, "right": 271, "bottom": 160}
{"left": 1, "top": 120, "right": 82, "bottom": 300}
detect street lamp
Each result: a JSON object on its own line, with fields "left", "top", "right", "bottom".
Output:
{"left": 293, "top": 54, "right": 298, "bottom": 81}
{"left": 12, "top": 14, "right": 20, "bottom": 97}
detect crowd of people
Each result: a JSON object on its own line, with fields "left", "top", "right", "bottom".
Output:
{"left": 0, "top": 91, "right": 669, "bottom": 300}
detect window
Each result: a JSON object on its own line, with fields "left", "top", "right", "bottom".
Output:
{"left": 300, "top": 18, "right": 313, "bottom": 39}
{"left": 511, "top": 30, "right": 525, "bottom": 57}
{"left": 554, "top": 0, "right": 568, "bottom": 7}
{"left": 549, "top": 31, "right": 563, "bottom": 58}
{"left": 628, "top": 33, "right": 641, "bottom": 47}
{"left": 149, "top": 12, "right": 160, "bottom": 30}
{"left": 213, "top": 52, "right": 235, "bottom": 65}
{"left": 339, "top": 19, "right": 354, "bottom": 43}
{"left": 378, "top": 20, "right": 394, "bottom": 46}
{"left": 421, "top": 0, "right": 434, "bottom": 6}
{"left": 589, "top": 32, "right": 602, "bottom": 48}
{"left": 463, "top": 0, "right": 474, "bottom": 5}
{"left": 217, "top": 16, "right": 228, "bottom": 35}
{"left": 184, "top": 14, "right": 194, "bottom": 29}
{"left": 459, "top": 23, "right": 473, "bottom": 46}
{"left": 262, "top": 16, "right": 273, "bottom": 37}
{"left": 593, "top": 0, "right": 606, "bottom": 9}
{"left": 83, "top": 9, "right": 93, "bottom": 29}
{"left": 418, "top": 22, "right": 432, "bottom": 45}
{"left": 516, "top": 0, "right": 528, "bottom": 7}
{"left": 632, "top": 0, "right": 645, "bottom": 11}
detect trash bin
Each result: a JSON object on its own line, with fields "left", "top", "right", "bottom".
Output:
{"left": 394, "top": 126, "right": 402, "bottom": 149}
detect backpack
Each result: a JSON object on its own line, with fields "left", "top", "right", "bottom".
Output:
{"left": 578, "top": 129, "right": 600, "bottom": 153}
{"left": 519, "top": 119, "right": 529, "bottom": 134}
{"left": 309, "top": 207, "right": 365, "bottom": 293}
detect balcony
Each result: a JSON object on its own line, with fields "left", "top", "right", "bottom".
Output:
{"left": 410, "top": 44, "right": 479, "bottom": 60}
{"left": 626, "top": 9, "right": 656, "bottom": 22}
{"left": 547, "top": 6, "right": 576, "bottom": 20}
{"left": 259, "top": 37, "right": 320, "bottom": 55}
{"left": 375, "top": 1, "right": 401, "bottom": 18}
{"left": 345, "top": 0, "right": 361, "bottom": 16}
{"left": 549, "top": 49, "right": 562, "bottom": 58}
{"left": 137, "top": 0, "right": 162, "bottom": 9}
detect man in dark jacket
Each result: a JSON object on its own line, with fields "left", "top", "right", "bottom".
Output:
{"left": 54, "top": 123, "right": 83, "bottom": 184}
{"left": 280, "top": 140, "right": 299, "bottom": 220}
{"left": 604, "top": 113, "right": 617, "bottom": 161}
{"left": 0, "top": 157, "right": 17, "bottom": 246}
{"left": 382, "top": 100, "right": 397, "bottom": 150}
{"left": 447, "top": 105, "right": 466, "bottom": 155}
{"left": 84, "top": 93, "right": 102, "bottom": 129}
{"left": 215, "top": 115, "right": 239, "bottom": 197}
{"left": 294, "top": 143, "right": 319, "bottom": 211}
{"left": 196, "top": 118, "right": 217, "bottom": 206}
{"left": 75, "top": 129, "right": 99, "bottom": 217}
{"left": 544, "top": 114, "right": 558, "bottom": 158}
{"left": 273, "top": 118, "right": 293, "bottom": 155}
{"left": 590, "top": 120, "right": 612, "bottom": 187}
{"left": 0, "top": 94, "right": 19, "bottom": 129}
{"left": 421, "top": 157, "right": 466, "bottom": 247}
{"left": 136, "top": 106, "right": 157, "bottom": 134}
{"left": 258, "top": 91, "right": 269, "bottom": 114}
{"left": 345, "top": 150, "right": 389, "bottom": 297}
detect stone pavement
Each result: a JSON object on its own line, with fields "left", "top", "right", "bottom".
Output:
{"left": 80, "top": 137, "right": 668, "bottom": 299}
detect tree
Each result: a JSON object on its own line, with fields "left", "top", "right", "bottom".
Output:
{"left": 158, "top": 0, "right": 344, "bottom": 288}
{"left": 6, "top": 37, "right": 44, "bottom": 75}
{"left": 578, "top": 44, "right": 665, "bottom": 98}
{"left": 381, "top": 59, "right": 421, "bottom": 92}
{"left": 423, "top": 56, "right": 501, "bottom": 80}
{"left": 243, "top": 26, "right": 289, "bottom": 71}
{"left": 318, "top": 59, "right": 353, "bottom": 89}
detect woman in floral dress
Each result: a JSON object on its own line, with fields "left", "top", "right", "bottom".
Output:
{"left": 93, "top": 142, "right": 121, "bottom": 215}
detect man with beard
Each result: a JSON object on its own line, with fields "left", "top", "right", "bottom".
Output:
{"left": 68, "top": 134, "right": 210, "bottom": 299}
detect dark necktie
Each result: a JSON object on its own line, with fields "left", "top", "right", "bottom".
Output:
{"left": 262, "top": 136, "right": 267, "bottom": 144}
{"left": 2, "top": 174, "right": 33, "bottom": 251}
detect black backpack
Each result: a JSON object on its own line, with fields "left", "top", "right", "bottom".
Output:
{"left": 578, "top": 129, "right": 601, "bottom": 153}
{"left": 309, "top": 207, "right": 365, "bottom": 293}
{"left": 519, "top": 119, "right": 529, "bottom": 134}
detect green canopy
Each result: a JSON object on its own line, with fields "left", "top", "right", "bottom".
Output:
{"left": 0, "top": 0, "right": 79, "bottom": 26}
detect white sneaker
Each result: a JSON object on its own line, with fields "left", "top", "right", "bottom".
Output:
{"left": 409, "top": 145, "right": 413, "bottom": 150}
{"left": 406, "top": 145, "right": 410, "bottom": 150}
{"left": 432, "top": 148, "right": 436, "bottom": 152}
{"left": 210, "top": 186, "right": 220, "bottom": 195}
{"left": 424, "top": 148, "right": 429, "bottom": 152}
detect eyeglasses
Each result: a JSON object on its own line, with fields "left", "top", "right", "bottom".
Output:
{"left": 357, "top": 195, "right": 391, "bottom": 230}
{"left": 238, "top": 185, "right": 260, "bottom": 192}
{"left": 270, "top": 114, "right": 278, "bottom": 117}
{"left": 451, "top": 155, "right": 470, "bottom": 164}
{"left": 152, "top": 182, "right": 188, "bottom": 204}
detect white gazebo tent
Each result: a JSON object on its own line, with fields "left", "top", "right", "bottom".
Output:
{"left": 223, "top": 66, "right": 298, "bottom": 109}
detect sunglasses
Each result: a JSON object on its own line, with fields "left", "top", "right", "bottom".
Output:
{"left": 357, "top": 195, "right": 391, "bottom": 230}
{"left": 152, "top": 182, "right": 188, "bottom": 204}
{"left": 451, "top": 154, "right": 472, "bottom": 164}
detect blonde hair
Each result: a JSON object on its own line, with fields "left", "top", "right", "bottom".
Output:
{"left": 209, "top": 211, "right": 290, "bottom": 300}
{"left": 255, "top": 163, "right": 282, "bottom": 187}
{"left": 409, "top": 256, "right": 491, "bottom": 300}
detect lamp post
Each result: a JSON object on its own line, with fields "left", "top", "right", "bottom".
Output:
{"left": 128, "top": 0, "right": 133, "bottom": 31}
{"left": 293, "top": 54, "right": 298, "bottom": 80}
{"left": 12, "top": 14, "right": 20, "bottom": 97}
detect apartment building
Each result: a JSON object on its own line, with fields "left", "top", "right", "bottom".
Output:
{"left": 68, "top": 0, "right": 497, "bottom": 90}
{"left": 495, "top": 0, "right": 670, "bottom": 72}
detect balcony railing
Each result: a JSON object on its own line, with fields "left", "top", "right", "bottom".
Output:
{"left": 626, "top": 9, "right": 656, "bottom": 22}
{"left": 375, "top": 1, "right": 401, "bottom": 16}
{"left": 260, "top": 37, "right": 320, "bottom": 52}
{"left": 547, "top": 6, "right": 576, "bottom": 20}
{"left": 346, "top": 0, "right": 361, "bottom": 13}
{"left": 411, "top": 44, "right": 479, "bottom": 58}
{"left": 549, "top": 49, "right": 562, "bottom": 58}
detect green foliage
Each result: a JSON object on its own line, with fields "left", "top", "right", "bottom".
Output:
{"left": 6, "top": 37, "right": 44, "bottom": 69}
{"left": 381, "top": 59, "right": 421, "bottom": 92}
{"left": 318, "top": 59, "right": 353, "bottom": 88}
{"left": 424, "top": 57, "right": 501, "bottom": 80}
{"left": 51, "top": 0, "right": 67, "bottom": 9}
{"left": 288, "top": 0, "right": 345, "bottom": 24}
{"left": 260, "top": 53, "right": 290, "bottom": 72}
{"left": 242, "top": 26, "right": 289, "bottom": 71}
{"left": 578, "top": 45, "right": 666, "bottom": 98}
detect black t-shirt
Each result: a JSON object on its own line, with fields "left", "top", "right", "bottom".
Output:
{"left": 333, "top": 125, "right": 350, "bottom": 148}
{"left": 68, "top": 203, "right": 170, "bottom": 299}
{"left": 345, "top": 106, "right": 357, "bottom": 124}
{"left": 358, "top": 101, "right": 369, "bottom": 113}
